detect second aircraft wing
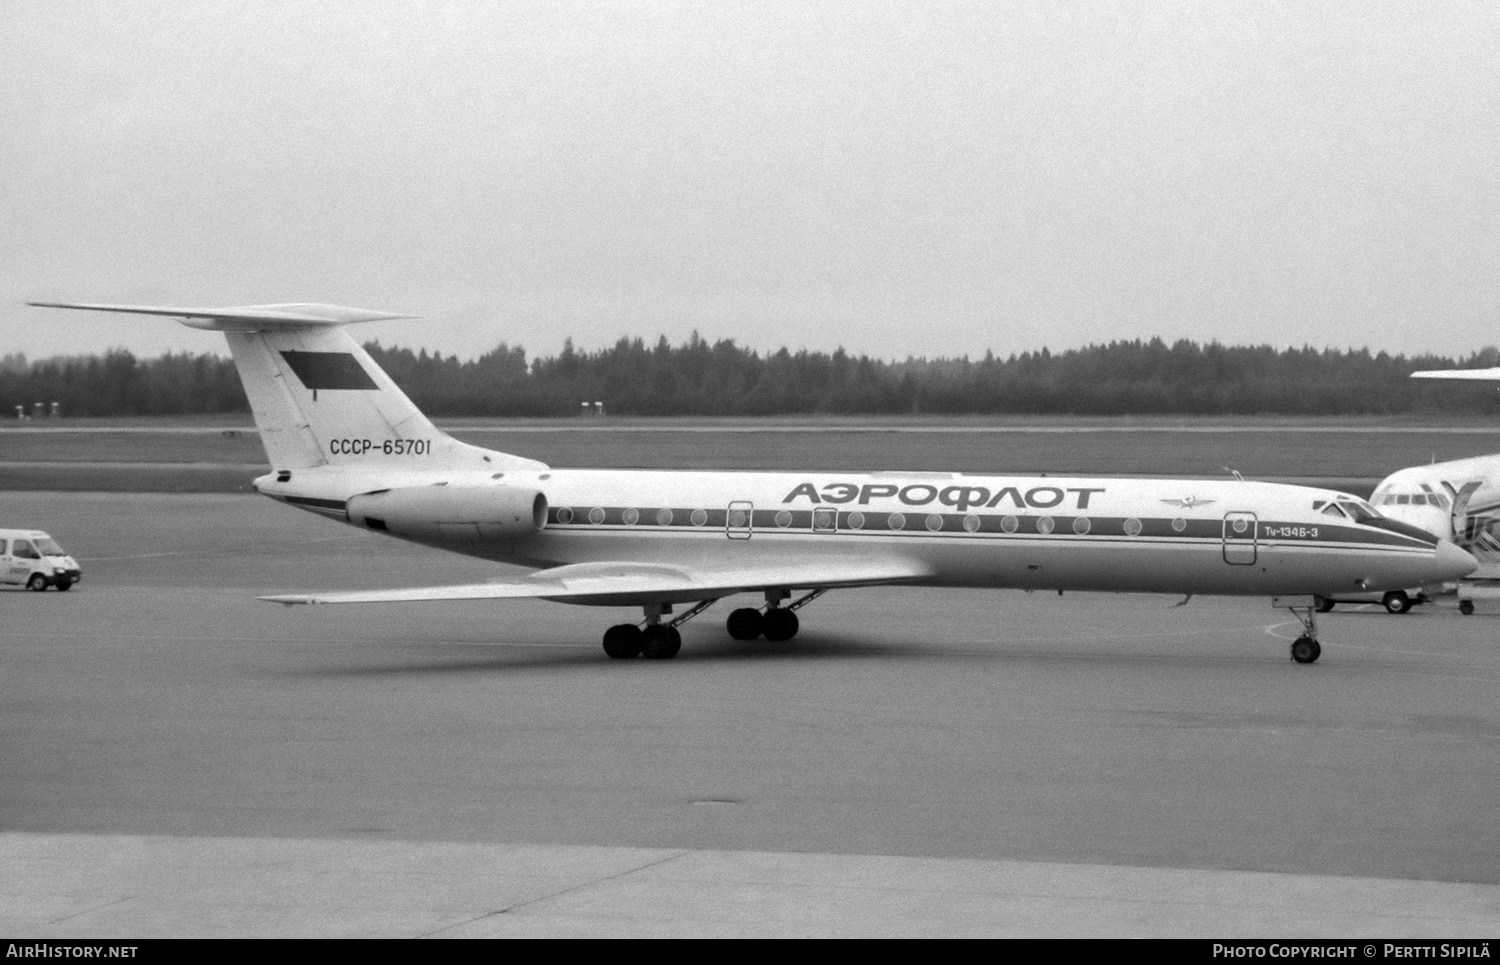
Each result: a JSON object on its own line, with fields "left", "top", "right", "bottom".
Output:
{"left": 1411, "top": 367, "right": 1500, "bottom": 381}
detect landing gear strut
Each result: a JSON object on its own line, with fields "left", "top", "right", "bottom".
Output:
{"left": 601, "top": 599, "right": 719, "bottom": 661}
{"left": 1285, "top": 602, "right": 1323, "bottom": 664}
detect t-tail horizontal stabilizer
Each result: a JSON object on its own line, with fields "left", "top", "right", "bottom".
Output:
{"left": 25, "top": 301, "right": 414, "bottom": 331}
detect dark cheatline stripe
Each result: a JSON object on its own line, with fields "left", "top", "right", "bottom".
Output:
{"left": 541, "top": 506, "right": 1432, "bottom": 550}
{"left": 279, "top": 351, "right": 378, "bottom": 391}
{"left": 284, "top": 495, "right": 348, "bottom": 512}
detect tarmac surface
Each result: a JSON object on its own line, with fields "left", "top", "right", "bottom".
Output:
{"left": 4, "top": 491, "right": 1500, "bottom": 937}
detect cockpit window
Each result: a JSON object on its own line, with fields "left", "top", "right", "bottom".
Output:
{"left": 1320, "top": 503, "right": 1348, "bottom": 518}
{"left": 1382, "top": 492, "right": 1450, "bottom": 508}
{"left": 1336, "top": 499, "right": 1381, "bottom": 522}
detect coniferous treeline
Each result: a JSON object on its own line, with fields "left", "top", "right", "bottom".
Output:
{"left": 3, "top": 337, "right": 1498, "bottom": 418}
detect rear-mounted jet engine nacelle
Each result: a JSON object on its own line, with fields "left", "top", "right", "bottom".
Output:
{"left": 346, "top": 486, "right": 547, "bottom": 540}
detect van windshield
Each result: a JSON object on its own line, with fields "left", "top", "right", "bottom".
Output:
{"left": 35, "top": 538, "right": 65, "bottom": 556}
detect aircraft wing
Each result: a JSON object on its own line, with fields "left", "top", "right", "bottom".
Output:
{"left": 260, "top": 557, "right": 934, "bottom": 607}
{"left": 1411, "top": 367, "right": 1500, "bottom": 381}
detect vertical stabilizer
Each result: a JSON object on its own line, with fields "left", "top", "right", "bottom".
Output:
{"left": 224, "top": 324, "right": 487, "bottom": 470}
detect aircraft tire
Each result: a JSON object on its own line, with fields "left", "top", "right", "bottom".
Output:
{"left": 1382, "top": 591, "right": 1411, "bottom": 614}
{"left": 762, "top": 608, "right": 799, "bottom": 642}
{"left": 1460, "top": 601, "right": 1475, "bottom": 615}
{"left": 1314, "top": 596, "right": 1335, "bottom": 613}
{"left": 1290, "top": 636, "right": 1321, "bottom": 664}
{"left": 641, "top": 625, "right": 681, "bottom": 660}
{"left": 602, "top": 624, "right": 644, "bottom": 659}
{"left": 727, "top": 607, "right": 764, "bottom": 640}
{"left": 27, "top": 574, "right": 47, "bottom": 591}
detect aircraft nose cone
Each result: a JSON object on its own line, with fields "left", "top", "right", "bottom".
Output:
{"left": 1433, "top": 540, "right": 1479, "bottom": 582}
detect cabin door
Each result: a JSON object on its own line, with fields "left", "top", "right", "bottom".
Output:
{"left": 1222, "top": 512, "right": 1258, "bottom": 565}
{"left": 726, "top": 501, "right": 753, "bottom": 540}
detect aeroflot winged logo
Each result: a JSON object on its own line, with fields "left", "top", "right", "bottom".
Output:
{"left": 1161, "top": 495, "right": 1215, "bottom": 509}
{"left": 280, "top": 351, "right": 378, "bottom": 391}
{"left": 783, "top": 482, "right": 1105, "bottom": 511}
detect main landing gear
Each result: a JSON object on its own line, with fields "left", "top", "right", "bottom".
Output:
{"left": 600, "top": 589, "right": 830, "bottom": 660}
{"left": 602, "top": 599, "right": 719, "bottom": 661}
{"left": 726, "top": 589, "right": 825, "bottom": 642}
{"left": 1284, "top": 601, "right": 1323, "bottom": 664}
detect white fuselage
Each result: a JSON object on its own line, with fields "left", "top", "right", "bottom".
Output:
{"left": 257, "top": 466, "right": 1469, "bottom": 604}
{"left": 1372, "top": 453, "right": 1500, "bottom": 543}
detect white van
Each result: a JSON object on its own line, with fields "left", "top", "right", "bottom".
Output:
{"left": 1314, "top": 586, "right": 1433, "bottom": 614}
{"left": 0, "top": 530, "right": 81, "bottom": 591}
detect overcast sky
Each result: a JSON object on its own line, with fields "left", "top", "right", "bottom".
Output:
{"left": 2, "top": 1, "right": 1496, "bottom": 363}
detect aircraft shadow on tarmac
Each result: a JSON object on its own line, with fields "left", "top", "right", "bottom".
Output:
{"left": 280, "top": 629, "right": 1293, "bottom": 679}
{"left": 283, "top": 633, "right": 921, "bottom": 678}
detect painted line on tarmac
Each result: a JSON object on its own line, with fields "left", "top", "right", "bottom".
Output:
{"left": 83, "top": 536, "right": 361, "bottom": 562}
{"left": 5, "top": 423, "right": 1500, "bottom": 435}
{"left": 3, "top": 831, "right": 1497, "bottom": 938}
{"left": 0, "top": 460, "right": 267, "bottom": 470}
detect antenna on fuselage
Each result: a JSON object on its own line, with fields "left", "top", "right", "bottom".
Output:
{"left": 1221, "top": 466, "right": 1245, "bottom": 482}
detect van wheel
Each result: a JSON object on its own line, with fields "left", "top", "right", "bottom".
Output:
{"left": 1314, "top": 596, "right": 1335, "bottom": 612}
{"left": 56, "top": 580, "right": 73, "bottom": 591}
{"left": 27, "top": 574, "right": 48, "bottom": 591}
{"left": 1383, "top": 591, "right": 1411, "bottom": 614}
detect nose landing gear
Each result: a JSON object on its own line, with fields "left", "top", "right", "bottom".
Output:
{"left": 1283, "top": 600, "right": 1323, "bottom": 664}
{"left": 1290, "top": 635, "right": 1322, "bottom": 664}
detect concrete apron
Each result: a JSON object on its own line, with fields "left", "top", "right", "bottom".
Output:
{"left": 3, "top": 832, "right": 1498, "bottom": 938}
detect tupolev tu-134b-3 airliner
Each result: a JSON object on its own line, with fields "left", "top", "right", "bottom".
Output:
{"left": 31, "top": 301, "right": 1476, "bottom": 664}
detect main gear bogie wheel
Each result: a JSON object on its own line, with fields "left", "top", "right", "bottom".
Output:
{"left": 727, "top": 607, "right": 764, "bottom": 640}
{"left": 602, "top": 623, "right": 644, "bottom": 659}
{"left": 641, "top": 624, "right": 682, "bottom": 660}
{"left": 761, "top": 607, "right": 799, "bottom": 641}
